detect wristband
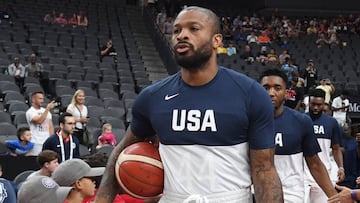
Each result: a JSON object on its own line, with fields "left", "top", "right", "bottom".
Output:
{"left": 338, "top": 167, "right": 344, "bottom": 171}
{"left": 351, "top": 190, "right": 358, "bottom": 201}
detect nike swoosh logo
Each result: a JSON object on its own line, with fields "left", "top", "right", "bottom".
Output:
{"left": 165, "top": 93, "right": 179, "bottom": 100}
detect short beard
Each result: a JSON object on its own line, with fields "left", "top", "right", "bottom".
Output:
{"left": 175, "top": 42, "right": 213, "bottom": 72}
{"left": 309, "top": 111, "right": 322, "bottom": 120}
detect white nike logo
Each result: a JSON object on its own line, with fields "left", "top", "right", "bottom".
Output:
{"left": 165, "top": 93, "right": 179, "bottom": 100}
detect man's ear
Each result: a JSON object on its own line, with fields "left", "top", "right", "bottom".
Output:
{"left": 213, "top": 33, "right": 223, "bottom": 48}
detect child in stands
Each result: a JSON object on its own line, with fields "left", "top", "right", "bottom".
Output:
{"left": 96, "top": 123, "right": 117, "bottom": 150}
{"left": 5, "top": 127, "right": 34, "bottom": 156}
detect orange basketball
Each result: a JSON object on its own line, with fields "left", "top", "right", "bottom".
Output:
{"left": 115, "top": 142, "right": 164, "bottom": 199}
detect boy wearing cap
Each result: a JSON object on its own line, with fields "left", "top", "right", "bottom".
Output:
{"left": 18, "top": 175, "right": 73, "bottom": 203}
{"left": 52, "top": 158, "right": 104, "bottom": 203}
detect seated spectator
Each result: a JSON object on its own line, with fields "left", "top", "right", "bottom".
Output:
{"left": 267, "top": 48, "right": 279, "bottom": 64}
{"left": 77, "top": 11, "right": 88, "bottom": 27}
{"left": 7, "top": 57, "right": 26, "bottom": 89}
{"left": 216, "top": 42, "right": 227, "bottom": 55}
{"left": 258, "top": 31, "right": 271, "bottom": 46}
{"left": 68, "top": 13, "right": 78, "bottom": 28}
{"left": 55, "top": 12, "right": 67, "bottom": 25}
{"left": 100, "top": 39, "right": 117, "bottom": 62}
{"left": 256, "top": 46, "right": 268, "bottom": 65}
{"left": 240, "top": 45, "right": 255, "bottom": 64}
{"left": 328, "top": 30, "right": 340, "bottom": 48}
{"left": 315, "top": 33, "right": 329, "bottom": 48}
{"left": 246, "top": 31, "right": 258, "bottom": 44}
{"left": 5, "top": 127, "right": 34, "bottom": 157}
{"left": 278, "top": 49, "right": 290, "bottom": 65}
{"left": 51, "top": 158, "right": 105, "bottom": 202}
{"left": 96, "top": 123, "right": 117, "bottom": 150}
{"left": 44, "top": 10, "right": 56, "bottom": 24}
{"left": 226, "top": 41, "right": 237, "bottom": 56}
{"left": 27, "top": 150, "right": 59, "bottom": 179}
{"left": 18, "top": 176, "right": 72, "bottom": 203}
{"left": 156, "top": 8, "right": 167, "bottom": 31}
{"left": 306, "top": 23, "right": 317, "bottom": 35}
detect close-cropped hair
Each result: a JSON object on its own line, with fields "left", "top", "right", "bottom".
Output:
{"left": 17, "top": 127, "right": 30, "bottom": 141}
{"left": 309, "top": 88, "right": 326, "bottom": 99}
{"left": 179, "top": 6, "right": 221, "bottom": 34}
{"left": 259, "top": 68, "right": 288, "bottom": 85}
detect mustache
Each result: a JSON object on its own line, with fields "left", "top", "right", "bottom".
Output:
{"left": 174, "top": 41, "right": 193, "bottom": 49}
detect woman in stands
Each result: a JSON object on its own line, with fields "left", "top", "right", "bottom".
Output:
{"left": 77, "top": 11, "right": 88, "bottom": 27}
{"left": 66, "top": 89, "right": 89, "bottom": 145}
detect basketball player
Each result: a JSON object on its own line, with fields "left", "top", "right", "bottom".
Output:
{"left": 305, "top": 88, "right": 344, "bottom": 203}
{"left": 259, "top": 68, "right": 337, "bottom": 202}
{"left": 95, "top": 6, "right": 283, "bottom": 203}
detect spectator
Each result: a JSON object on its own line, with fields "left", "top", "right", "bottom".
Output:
{"left": 77, "top": 11, "right": 88, "bottom": 27}
{"left": 26, "top": 91, "right": 55, "bottom": 156}
{"left": 258, "top": 30, "right": 271, "bottom": 46}
{"left": 100, "top": 39, "right": 117, "bottom": 62}
{"left": 307, "top": 22, "right": 318, "bottom": 35}
{"left": 68, "top": 13, "right": 78, "bottom": 28}
{"left": 256, "top": 46, "right": 268, "bottom": 65}
{"left": 55, "top": 12, "right": 67, "bottom": 25}
{"left": 278, "top": 49, "right": 290, "bottom": 65}
{"left": 267, "top": 48, "right": 279, "bottom": 64}
{"left": 316, "top": 78, "right": 335, "bottom": 104}
{"left": 43, "top": 112, "right": 79, "bottom": 163}
{"left": 240, "top": 45, "right": 255, "bottom": 64}
{"left": 156, "top": 8, "right": 167, "bottom": 31}
{"left": 96, "top": 123, "right": 116, "bottom": 150}
{"left": 18, "top": 176, "right": 72, "bottom": 203}
{"left": 5, "top": 127, "right": 34, "bottom": 156}
{"left": 25, "top": 53, "right": 51, "bottom": 96}
{"left": 332, "top": 90, "right": 350, "bottom": 126}
{"left": 162, "top": 17, "right": 173, "bottom": 41}
{"left": 226, "top": 41, "right": 237, "bottom": 56}
{"left": 27, "top": 150, "right": 59, "bottom": 179}
{"left": 66, "top": 89, "right": 89, "bottom": 145}
{"left": 7, "top": 56, "right": 26, "bottom": 89}
{"left": 246, "top": 31, "right": 258, "bottom": 44}
{"left": 0, "top": 176, "right": 17, "bottom": 203}
{"left": 44, "top": 10, "right": 56, "bottom": 24}
{"left": 339, "top": 123, "right": 360, "bottom": 189}
{"left": 281, "top": 57, "right": 299, "bottom": 84}
{"left": 51, "top": 158, "right": 104, "bottom": 202}
{"left": 285, "top": 77, "right": 304, "bottom": 111}
{"left": 315, "top": 33, "right": 329, "bottom": 48}
{"left": 328, "top": 30, "right": 340, "bottom": 48}
{"left": 302, "top": 59, "right": 318, "bottom": 94}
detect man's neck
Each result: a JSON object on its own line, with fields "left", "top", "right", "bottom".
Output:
{"left": 66, "top": 190, "right": 83, "bottom": 203}
{"left": 274, "top": 105, "right": 284, "bottom": 118}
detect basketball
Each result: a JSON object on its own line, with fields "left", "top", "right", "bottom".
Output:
{"left": 115, "top": 142, "right": 164, "bottom": 199}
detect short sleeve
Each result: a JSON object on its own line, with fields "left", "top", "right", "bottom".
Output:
{"left": 302, "top": 115, "right": 321, "bottom": 157}
{"left": 247, "top": 82, "right": 276, "bottom": 149}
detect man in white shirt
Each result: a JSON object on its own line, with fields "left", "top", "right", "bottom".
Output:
{"left": 332, "top": 90, "right": 350, "bottom": 126}
{"left": 26, "top": 91, "right": 55, "bottom": 155}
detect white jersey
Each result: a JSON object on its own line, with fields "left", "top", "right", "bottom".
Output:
{"left": 26, "top": 106, "right": 52, "bottom": 144}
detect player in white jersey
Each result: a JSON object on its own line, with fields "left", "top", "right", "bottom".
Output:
{"left": 305, "top": 88, "right": 344, "bottom": 203}
{"left": 95, "top": 6, "right": 283, "bottom": 203}
{"left": 26, "top": 91, "right": 55, "bottom": 155}
{"left": 260, "top": 69, "right": 337, "bottom": 203}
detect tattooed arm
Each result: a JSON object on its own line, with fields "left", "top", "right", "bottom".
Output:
{"left": 250, "top": 148, "right": 284, "bottom": 203}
